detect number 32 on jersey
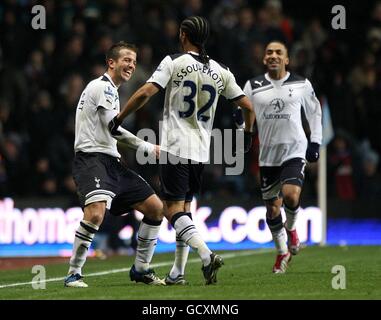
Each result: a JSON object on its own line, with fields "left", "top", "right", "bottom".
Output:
{"left": 179, "top": 80, "right": 216, "bottom": 122}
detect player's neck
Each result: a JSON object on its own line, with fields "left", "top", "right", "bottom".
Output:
{"left": 268, "top": 69, "right": 287, "bottom": 80}
{"left": 183, "top": 42, "right": 199, "bottom": 54}
{"left": 106, "top": 70, "right": 121, "bottom": 88}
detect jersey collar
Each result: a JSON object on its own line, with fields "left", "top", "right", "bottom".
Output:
{"left": 103, "top": 72, "right": 117, "bottom": 88}
{"left": 265, "top": 71, "right": 290, "bottom": 86}
{"left": 187, "top": 51, "right": 199, "bottom": 55}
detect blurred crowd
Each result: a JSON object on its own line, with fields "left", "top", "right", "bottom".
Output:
{"left": 0, "top": 0, "right": 380, "bottom": 204}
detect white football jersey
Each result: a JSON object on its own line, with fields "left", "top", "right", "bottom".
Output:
{"left": 74, "top": 73, "right": 121, "bottom": 158}
{"left": 147, "top": 51, "right": 244, "bottom": 162}
{"left": 243, "top": 72, "right": 322, "bottom": 166}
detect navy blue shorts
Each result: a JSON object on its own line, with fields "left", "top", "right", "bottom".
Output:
{"left": 159, "top": 152, "right": 204, "bottom": 202}
{"left": 72, "top": 152, "right": 155, "bottom": 215}
{"left": 259, "top": 158, "right": 306, "bottom": 201}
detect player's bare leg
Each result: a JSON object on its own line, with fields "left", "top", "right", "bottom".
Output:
{"left": 282, "top": 184, "right": 302, "bottom": 255}
{"left": 265, "top": 198, "right": 291, "bottom": 273}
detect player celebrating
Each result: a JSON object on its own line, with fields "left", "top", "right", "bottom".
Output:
{"left": 109, "top": 16, "right": 255, "bottom": 285}
{"left": 240, "top": 41, "right": 322, "bottom": 273}
{"left": 64, "top": 42, "right": 166, "bottom": 288}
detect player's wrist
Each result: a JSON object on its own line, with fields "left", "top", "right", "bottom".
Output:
{"left": 141, "top": 141, "right": 155, "bottom": 155}
{"left": 108, "top": 115, "right": 122, "bottom": 136}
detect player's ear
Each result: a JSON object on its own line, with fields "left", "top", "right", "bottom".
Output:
{"left": 179, "top": 30, "right": 186, "bottom": 42}
{"left": 285, "top": 56, "right": 289, "bottom": 66}
{"left": 107, "top": 58, "right": 115, "bottom": 70}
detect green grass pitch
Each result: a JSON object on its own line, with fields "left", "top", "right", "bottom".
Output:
{"left": 0, "top": 246, "right": 380, "bottom": 300}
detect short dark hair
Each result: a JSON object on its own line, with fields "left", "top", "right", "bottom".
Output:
{"left": 265, "top": 40, "right": 289, "bottom": 55}
{"left": 180, "top": 16, "right": 210, "bottom": 64}
{"left": 105, "top": 41, "right": 137, "bottom": 66}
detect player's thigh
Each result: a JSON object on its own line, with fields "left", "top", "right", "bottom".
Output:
{"left": 159, "top": 154, "right": 192, "bottom": 202}
{"left": 185, "top": 162, "right": 204, "bottom": 202}
{"left": 280, "top": 158, "right": 305, "bottom": 206}
{"left": 132, "top": 194, "right": 163, "bottom": 221}
{"left": 72, "top": 152, "right": 118, "bottom": 212}
{"left": 259, "top": 165, "right": 282, "bottom": 202}
{"left": 109, "top": 168, "right": 156, "bottom": 217}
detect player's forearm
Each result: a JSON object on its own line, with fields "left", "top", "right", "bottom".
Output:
{"left": 117, "top": 83, "right": 159, "bottom": 122}
{"left": 118, "top": 89, "right": 150, "bottom": 122}
{"left": 235, "top": 96, "right": 255, "bottom": 132}
{"left": 115, "top": 127, "right": 155, "bottom": 154}
{"left": 306, "top": 101, "right": 323, "bottom": 144}
{"left": 100, "top": 107, "right": 155, "bottom": 155}
{"left": 309, "top": 115, "right": 323, "bottom": 144}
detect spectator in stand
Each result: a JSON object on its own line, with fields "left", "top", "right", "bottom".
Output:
{"left": 328, "top": 134, "right": 357, "bottom": 201}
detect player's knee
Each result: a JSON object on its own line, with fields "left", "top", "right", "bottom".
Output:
{"left": 266, "top": 205, "right": 281, "bottom": 220}
{"left": 283, "top": 192, "right": 300, "bottom": 208}
{"left": 150, "top": 202, "right": 164, "bottom": 221}
{"left": 84, "top": 202, "right": 106, "bottom": 225}
{"left": 143, "top": 197, "right": 164, "bottom": 221}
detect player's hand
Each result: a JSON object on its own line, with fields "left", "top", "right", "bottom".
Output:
{"left": 108, "top": 116, "right": 122, "bottom": 136}
{"left": 154, "top": 145, "right": 160, "bottom": 159}
{"left": 233, "top": 107, "right": 245, "bottom": 130}
{"left": 306, "top": 142, "right": 320, "bottom": 162}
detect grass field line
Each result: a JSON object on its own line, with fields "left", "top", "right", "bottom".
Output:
{"left": 0, "top": 249, "right": 273, "bottom": 289}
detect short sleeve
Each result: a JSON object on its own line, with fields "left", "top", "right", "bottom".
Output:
{"left": 242, "top": 80, "right": 252, "bottom": 98}
{"left": 146, "top": 55, "right": 173, "bottom": 89}
{"left": 91, "top": 82, "right": 115, "bottom": 110}
{"left": 221, "top": 70, "right": 245, "bottom": 101}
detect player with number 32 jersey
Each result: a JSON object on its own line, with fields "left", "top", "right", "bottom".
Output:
{"left": 147, "top": 53, "right": 245, "bottom": 162}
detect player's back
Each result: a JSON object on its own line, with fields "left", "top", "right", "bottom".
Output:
{"left": 150, "top": 52, "right": 243, "bottom": 162}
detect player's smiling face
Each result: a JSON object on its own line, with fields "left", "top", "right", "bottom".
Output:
{"left": 263, "top": 42, "right": 289, "bottom": 72}
{"left": 114, "top": 48, "right": 137, "bottom": 82}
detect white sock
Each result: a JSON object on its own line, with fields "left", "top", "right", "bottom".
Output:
{"left": 68, "top": 220, "right": 99, "bottom": 275}
{"left": 169, "top": 235, "right": 190, "bottom": 278}
{"left": 284, "top": 204, "right": 299, "bottom": 231}
{"left": 271, "top": 228, "right": 288, "bottom": 255}
{"left": 266, "top": 215, "right": 288, "bottom": 255}
{"left": 172, "top": 213, "right": 212, "bottom": 266}
{"left": 134, "top": 218, "right": 162, "bottom": 273}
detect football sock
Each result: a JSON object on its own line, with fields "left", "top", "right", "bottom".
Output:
{"left": 266, "top": 215, "right": 288, "bottom": 255}
{"left": 169, "top": 212, "right": 191, "bottom": 278}
{"left": 284, "top": 204, "right": 299, "bottom": 231}
{"left": 134, "top": 217, "right": 162, "bottom": 273}
{"left": 68, "top": 220, "right": 99, "bottom": 275}
{"left": 171, "top": 212, "right": 212, "bottom": 266}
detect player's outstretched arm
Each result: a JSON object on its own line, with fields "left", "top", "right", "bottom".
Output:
{"left": 109, "top": 83, "right": 160, "bottom": 135}
{"left": 119, "top": 83, "right": 159, "bottom": 121}
{"left": 100, "top": 107, "right": 159, "bottom": 158}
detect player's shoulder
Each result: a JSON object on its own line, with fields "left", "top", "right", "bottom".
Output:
{"left": 282, "top": 73, "right": 306, "bottom": 85}
{"left": 87, "top": 75, "right": 114, "bottom": 90}
{"left": 169, "top": 53, "right": 186, "bottom": 61}
{"left": 87, "top": 76, "right": 117, "bottom": 100}
{"left": 209, "top": 58, "right": 229, "bottom": 71}
{"left": 247, "top": 75, "right": 272, "bottom": 90}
